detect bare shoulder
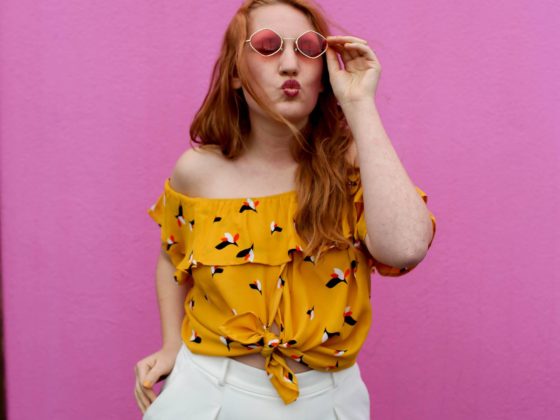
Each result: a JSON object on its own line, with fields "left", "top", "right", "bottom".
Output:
{"left": 170, "top": 145, "right": 225, "bottom": 196}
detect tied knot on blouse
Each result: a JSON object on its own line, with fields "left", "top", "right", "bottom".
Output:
{"left": 218, "top": 311, "right": 300, "bottom": 404}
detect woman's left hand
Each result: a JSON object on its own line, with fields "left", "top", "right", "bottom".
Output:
{"left": 325, "top": 35, "right": 381, "bottom": 107}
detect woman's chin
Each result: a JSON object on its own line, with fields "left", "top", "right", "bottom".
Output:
{"left": 274, "top": 105, "right": 313, "bottom": 124}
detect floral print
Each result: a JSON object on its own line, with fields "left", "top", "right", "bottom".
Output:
{"left": 147, "top": 169, "right": 436, "bottom": 404}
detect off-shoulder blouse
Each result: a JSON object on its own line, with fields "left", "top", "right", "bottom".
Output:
{"left": 147, "top": 169, "right": 437, "bottom": 404}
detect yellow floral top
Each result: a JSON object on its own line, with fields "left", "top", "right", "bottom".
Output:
{"left": 147, "top": 169, "right": 437, "bottom": 404}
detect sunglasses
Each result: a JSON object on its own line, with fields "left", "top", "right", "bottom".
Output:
{"left": 244, "top": 28, "right": 328, "bottom": 59}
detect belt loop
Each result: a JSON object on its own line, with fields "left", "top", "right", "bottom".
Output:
{"left": 216, "top": 357, "right": 230, "bottom": 386}
{"left": 330, "top": 371, "right": 338, "bottom": 388}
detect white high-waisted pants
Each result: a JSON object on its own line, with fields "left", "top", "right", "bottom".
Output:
{"left": 143, "top": 343, "right": 371, "bottom": 420}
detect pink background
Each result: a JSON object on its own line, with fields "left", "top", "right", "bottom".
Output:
{"left": 1, "top": 0, "right": 559, "bottom": 419}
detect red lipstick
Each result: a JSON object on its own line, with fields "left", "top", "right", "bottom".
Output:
{"left": 282, "top": 79, "right": 301, "bottom": 97}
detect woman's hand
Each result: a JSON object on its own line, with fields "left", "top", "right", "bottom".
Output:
{"left": 325, "top": 35, "right": 381, "bottom": 107}
{"left": 134, "top": 346, "right": 180, "bottom": 414}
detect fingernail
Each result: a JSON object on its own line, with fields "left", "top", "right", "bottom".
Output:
{"left": 143, "top": 380, "right": 152, "bottom": 388}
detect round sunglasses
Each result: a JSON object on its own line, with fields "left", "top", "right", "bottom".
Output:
{"left": 244, "top": 28, "right": 328, "bottom": 59}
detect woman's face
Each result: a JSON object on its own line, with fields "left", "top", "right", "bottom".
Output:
{"left": 234, "top": 3, "right": 325, "bottom": 126}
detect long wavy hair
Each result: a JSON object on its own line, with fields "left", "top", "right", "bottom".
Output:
{"left": 189, "top": 0, "right": 359, "bottom": 260}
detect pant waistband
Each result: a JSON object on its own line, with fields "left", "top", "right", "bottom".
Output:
{"left": 180, "top": 343, "right": 358, "bottom": 398}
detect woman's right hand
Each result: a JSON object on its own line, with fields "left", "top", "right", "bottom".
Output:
{"left": 134, "top": 345, "right": 181, "bottom": 414}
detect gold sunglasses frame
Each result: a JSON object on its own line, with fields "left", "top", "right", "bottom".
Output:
{"left": 244, "top": 28, "right": 329, "bottom": 59}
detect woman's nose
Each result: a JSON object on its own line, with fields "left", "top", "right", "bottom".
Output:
{"left": 278, "top": 41, "right": 299, "bottom": 75}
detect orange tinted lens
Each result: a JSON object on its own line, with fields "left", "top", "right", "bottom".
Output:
{"left": 250, "top": 29, "right": 282, "bottom": 55}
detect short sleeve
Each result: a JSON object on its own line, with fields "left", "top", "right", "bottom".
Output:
{"left": 352, "top": 176, "right": 437, "bottom": 277}
{"left": 147, "top": 180, "right": 193, "bottom": 285}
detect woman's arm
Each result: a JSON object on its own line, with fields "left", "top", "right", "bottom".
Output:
{"left": 155, "top": 249, "right": 192, "bottom": 352}
{"left": 326, "top": 37, "right": 433, "bottom": 269}
{"left": 344, "top": 101, "right": 434, "bottom": 269}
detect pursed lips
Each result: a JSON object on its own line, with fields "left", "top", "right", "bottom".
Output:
{"left": 281, "top": 79, "right": 301, "bottom": 97}
{"left": 281, "top": 79, "right": 301, "bottom": 89}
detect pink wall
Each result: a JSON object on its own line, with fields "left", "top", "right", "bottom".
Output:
{"left": 1, "top": 0, "right": 558, "bottom": 419}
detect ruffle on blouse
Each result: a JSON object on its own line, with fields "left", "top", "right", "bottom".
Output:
{"left": 148, "top": 178, "right": 313, "bottom": 285}
{"left": 147, "top": 169, "right": 437, "bottom": 284}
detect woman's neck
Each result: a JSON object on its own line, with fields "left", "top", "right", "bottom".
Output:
{"left": 241, "top": 113, "right": 306, "bottom": 170}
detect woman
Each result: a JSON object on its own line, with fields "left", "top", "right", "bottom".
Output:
{"left": 135, "top": 0, "right": 437, "bottom": 418}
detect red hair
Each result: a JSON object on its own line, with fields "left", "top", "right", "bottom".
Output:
{"left": 189, "top": 0, "right": 358, "bottom": 260}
